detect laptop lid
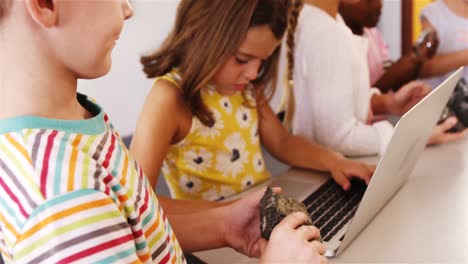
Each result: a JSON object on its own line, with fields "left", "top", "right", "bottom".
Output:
{"left": 336, "top": 67, "right": 464, "bottom": 255}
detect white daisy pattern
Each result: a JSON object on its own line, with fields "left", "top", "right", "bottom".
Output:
{"left": 179, "top": 175, "right": 202, "bottom": 194}
{"left": 183, "top": 148, "right": 213, "bottom": 173}
{"left": 236, "top": 106, "right": 251, "bottom": 128}
{"left": 253, "top": 152, "right": 265, "bottom": 173}
{"left": 202, "top": 187, "right": 221, "bottom": 201}
{"left": 250, "top": 124, "right": 259, "bottom": 144}
{"left": 195, "top": 109, "right": 224, "bottom": 139}
{"left": 241, "top": 175, "right": 255, "bottom": 190}
{"left": 219, "top": 97, "right": 233, "bottom": 115}
{"left": 160, "top": 70, "right": 271, "bottom": 200}
{"left": 161, "top": 161, "right": 170, "bottom": 176}
{"left": 219, "top": 186, "right": 236, "bottom": 200}
{"left": 216, "top": 133, "right": 249, "bottom": 177}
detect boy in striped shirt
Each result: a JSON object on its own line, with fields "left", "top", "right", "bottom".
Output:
{"left": 0, "top": 0, "right": 324, "bottom": 263}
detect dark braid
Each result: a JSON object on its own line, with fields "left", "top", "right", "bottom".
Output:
{"left": 286, "top": 0, "right": 303, "bottom": 83}
{"left": 279, "top": 0, "right": 303, "bottom": 129}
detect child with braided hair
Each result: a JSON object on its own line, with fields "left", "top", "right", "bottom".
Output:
{"left": 279, "top": 0, "right": 466, "bottom": 157}
{"left": 131, "top": 0, "right": 375, "bottom": 209}
{"left": 0, "top": 0, "right": 327, "bottom": 262}
{"left": 277, "top": 0, "right": 303, "bottom": 129}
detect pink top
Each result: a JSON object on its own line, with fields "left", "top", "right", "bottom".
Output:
{"left": 365, "top": 27, "right": 390, "bottom": 86}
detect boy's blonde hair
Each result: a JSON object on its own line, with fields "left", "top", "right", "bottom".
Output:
{"left": 141, "top": 0, "right": 288, "bottom": 127}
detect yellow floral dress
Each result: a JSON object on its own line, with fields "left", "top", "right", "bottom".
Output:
{"left": 157, "top": 70, "right": 270, "bottom": 201}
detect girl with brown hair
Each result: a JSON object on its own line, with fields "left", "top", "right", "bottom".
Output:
{"left": 131, "top": 0, "right": 375, "bottom": 206}
{"left": 0, "top": 0, "right": 326, "bottom": 262}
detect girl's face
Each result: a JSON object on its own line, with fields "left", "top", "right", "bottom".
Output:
{"left": 47, "top": 0, "right": 133, "bottom": 79}
{"left": 212, "top": 25, "right": 281, "bottom": 96}
{"left": 341, "top": 0, "right": 382, "bottom": 28}
{"left": 340, "top": 0, "right": 361, "bottom": 4}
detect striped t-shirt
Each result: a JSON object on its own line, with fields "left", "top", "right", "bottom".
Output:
{"left": 0, "top": 94, "right": 185, "bottom": 263}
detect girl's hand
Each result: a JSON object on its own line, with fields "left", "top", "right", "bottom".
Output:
{"left": 328, "top": 154, "right": 375, "bottom": 191}
{"left": 428, "top": 116, "right": 467, "bottom": 145}
{"left": 413, "top": 29, "right": 439, "bottom": 59}
{"left": 259, "top": 212, "right": 327, "bottom": 264}
{"left": 387, "top": 81, "right": 431, "bottom": 116}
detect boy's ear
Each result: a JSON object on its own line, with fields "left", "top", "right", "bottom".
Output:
{"left": 24, "top": 0, "right": 57, "bottom": 28}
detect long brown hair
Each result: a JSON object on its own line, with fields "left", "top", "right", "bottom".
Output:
{"left": 141, "top": 0, "right": 288, "bottom": 126}
{"left": 279, "top": 0, "right": 303, "bottom": 129}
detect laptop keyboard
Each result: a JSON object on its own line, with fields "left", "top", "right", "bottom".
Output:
{"left": 302, "top": 178, "right": 367, "bottom": 242}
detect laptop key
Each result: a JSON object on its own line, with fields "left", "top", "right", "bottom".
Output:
{"left": 303, "top": 178, "right": 367, "bottom": 241}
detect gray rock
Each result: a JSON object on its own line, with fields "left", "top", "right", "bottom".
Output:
{"left": 259, "top": 187, "right": 313, "bottom": 240}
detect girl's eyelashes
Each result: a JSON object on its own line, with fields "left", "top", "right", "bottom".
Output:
{"left": 235, "top": 57, "right": 249, "bottom": 65}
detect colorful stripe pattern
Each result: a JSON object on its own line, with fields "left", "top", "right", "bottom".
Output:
{"left": 0, "top": 97, "right": 185, "bottom": 263}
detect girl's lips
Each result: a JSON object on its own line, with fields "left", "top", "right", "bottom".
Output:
{"left": 233, "top": 84, "right": 246, "bottom": 91}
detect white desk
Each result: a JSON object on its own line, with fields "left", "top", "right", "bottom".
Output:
{"left": 194, "top": 138, "right": 468, "bottom": 263}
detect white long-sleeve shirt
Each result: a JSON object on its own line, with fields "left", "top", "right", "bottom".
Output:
{"left": 291, "top": 5, "right": 393, "bottom": 156}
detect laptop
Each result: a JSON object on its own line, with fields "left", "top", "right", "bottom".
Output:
{"left": 269, "top": 67, "right": 464, "bottom": 257}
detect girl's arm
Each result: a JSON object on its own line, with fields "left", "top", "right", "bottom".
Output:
{"left": 419, "top": 17, "right": 468, "bottom": 78}
{"left": 131, "top": 80, "right": 224, "bottom": 213}
{"left": 157, "top": 196, "right": 233, "bottom": 214}
{"left": 373, "top": 53, "right": 424, "bottom": 92}
{"left": 257, "top": 94, "right": 374, "bottom": 190}
{"left": 130, "top": 80, "right": 186, "bottom": 189}
{"left": 258, "top": 96, "right": 339, "bottom": 172}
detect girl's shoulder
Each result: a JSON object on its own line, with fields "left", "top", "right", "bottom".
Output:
{"left": 154, "top": 70, "right": 183, "bottom": 88}
{"left": 299, "top": 5, "right": 340, "bottom": 32}
{"left": 421, "top": 0, "right": 449, "bottom": 19}
{"left": 146, "top": 71, "right": 187, "bottom": 115}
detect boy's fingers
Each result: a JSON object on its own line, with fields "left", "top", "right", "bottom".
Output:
{"left": 278, "top": 212, "right": 310, "bottom": 229}
{"left": 257, "top": 238, "right": 268, "bottom": 257}
{"left": 297, "top": 225, "right": 321, "bottom": 241}
{"left": 310, "top": 240, "right": 326, "bottom": 255}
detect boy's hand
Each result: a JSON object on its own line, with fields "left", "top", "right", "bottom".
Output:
{"left": 220, "top": 187, "right": 274, "bottom": 257}
{"left": 259, "top": 212, "right": 327, "bottom": 263}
